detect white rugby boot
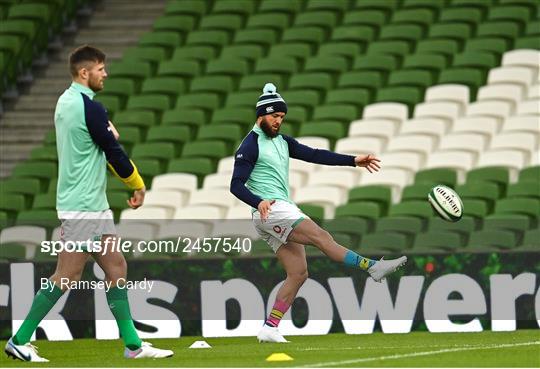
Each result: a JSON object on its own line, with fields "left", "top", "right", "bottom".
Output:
{"left": 368, "top": 256, "right": 407, "bottom": 282}
{"left": 257, "top": 325, "right": 289, "bottom": 343}
{"left": 5, "top": 337, "right": 49, "bottom": 362}
{"left": 124, "top": 341, "right": 173, "bottom": 359}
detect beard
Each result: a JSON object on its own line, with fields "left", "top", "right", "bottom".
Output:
{"left": 88, "top": 74, "right": 104, "bottom": 92}
{"left": 260, "top": 117, "right": 279, "bottom": 138}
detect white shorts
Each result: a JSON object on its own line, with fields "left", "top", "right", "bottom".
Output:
{"left": 252, "top": 200, "right": 307, "bottom": 253}
{"left": 57, "top": 210, "right": 116, "bottom": 251}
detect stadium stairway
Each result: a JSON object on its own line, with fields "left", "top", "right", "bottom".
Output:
{"left": 0, "top": 0, "right": 166, "bottom": 179}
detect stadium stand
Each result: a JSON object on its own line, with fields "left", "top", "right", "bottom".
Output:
{"left": 0, "top": 0, "right": 539, "bottom": 259}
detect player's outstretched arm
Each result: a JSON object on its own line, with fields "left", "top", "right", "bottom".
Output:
{"left": 84, "top": 96, "right": 145, "bottom": 208}
{"left": 282, "top": 135, "right": 356, "bottom": 166}
{"left": 354, "top": 154, "right": 381, "bottom": 173}
{"left": 230, "top": 132, "right": 264, "bottom": 209}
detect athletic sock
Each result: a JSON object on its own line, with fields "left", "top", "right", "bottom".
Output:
{"left": 344, "top": 250, "right": 376, "bottom": 270}
{"left": 13, "top": 282, "right": 63, "bottom": 345}
{"left": 265, "top": 299, "right": 290, "bottom": 328}
{"left": 106, "top": 286, "right": 142, "bottom": 351}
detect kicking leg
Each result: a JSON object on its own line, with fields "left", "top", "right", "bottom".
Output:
{"left": 288, "top": 218, "right": 406, "bottom": 282}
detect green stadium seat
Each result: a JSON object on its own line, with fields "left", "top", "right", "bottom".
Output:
{"left": 136, "top": 159, "right": 163, "bottom": 181}
{"left": 211, "top": 107, "right": 254, "bottom": 126}
{"left": 114, "top": 110, "right": 157, "bottom": 131}
{"left": 278, "top": 90, "right": 319, "bottom": 111}
{"left": 403, "top": 54, "right": 448, "bottom": 75}
{"left": 269, "top": 43, "right": 313, "bottom": 61}
{"left": 452, "top": 51, "right": 499, "bottom": 71}
{"left": 167, "top": 158, "right": 216, "bottom": 186}
{"left": 462, "top": 199, "right": 490, "bottom": 218}
{"left": 123, "top": 46, "right": 168, "bottom": 64}
{"left": 376, "top": 216, "right": 424, "bottom": 236}
{"left": 483, "top": 214, "right": 532, "bottom": 233}
{"left": 0, "top": 193, "right": 26, "bottom": 221}
{"left": 477, "top": 21, "right": 521, "bottom": 42}
{"left": 1, "top": 178, "right": 42, "bottom": 199}
{"left": 415, "top": 168, "right": 457, "bottom": 187}
{"left": 297, "top": 204, "right": 325, "bottom": 225}
{"left": 318, "top": 42, "right": 364, "bottom": 58}
{"left": 359, "top": 232, "right": 409, "bottom": 252}
{"left": 464, "top": 37, "right": 510, "bottom": 56}
{"left": 0, "top": 19, "right": 39, "bottom": 49}
{"left": 0, "top": 244, "right": 26, "bottom": 261}
{"left": 254, "top": 57, "right": 298, "bottom": 76}
{"left": 467, "top": 167, "right": 510, "bottom": 194}
{"left": 190, "top": 76, "right": 235, "bottom": 95}
{"left": 240, "top": 74, "right": 286, "bottom": 92}
{"left": 282, "top": 26, "right": 327, "bottom": 46}
{"left": 146, "top": 126, "right": 190, "bottom": 153}
{"left": 520, "top": 228, "right": 540, "bottom": 249}
{"left": 488, "top": 5, "right": 532, "bottom": 24}
{"left": 101, "top": 78, "right": 137, "bottom": 105}
{"left": 331, "top": 25, "right": 376, "bottom": 44}
{"left": 132, "top": 143, "right": 176, "bottom": 165}
{"left": 185, "top": 30, "right": 230, "bottom": 49}
{"left": 107, "top": 191, "right": 129, "bottom": 222}
{"left": 324, "top": 218, "right": 370, "bottom": 242}
{"left": 197, "top": 124, "right": 243, "bottom": 145}
{"left": 402, "top": 0, "right": 448, "bottom": 11}
{"left": 525, "top": 20, "right": 540, "bottom": 36}
{"left": 212, "top": 0, "right": 257, "bottom": 16}
{"left": 220, "top": 45, "right": 265, "bottom": 62}
{"left": 164, "top": 0, "right": 208, "bottom": 17}
{"left": 153, "top": 15, "right": 197, "bottom": 34}
{"left": 12, "top": 162, "right": 57, "bottom": 186}
{"left": 157, "top": 60, "right": 201, "bottom": 79}
{"left": 352, "top": 54, "right": 399, "bottom": 75}
{"left": 313, "top": 104, "right": 358, "bottom": 123}
{"left": 416, "top": 39, "right": 460, "bottom": 60}
{"left": 388, "top": 70, "right": 434, "bottom": 88}
{"left": 413, "top": 231, "right": 463, "bottom": 251}
{"left": 299, "top": 121, "right": 346, "bottom": 142}
{"left": 366, "top": 40, "right": 412, "bottom": 59}
{"left": 439, "top": 7, "right": 483, "bottom": 26}
{"left": 468, "top": 230, "right": 517, "bottom": 250}
{"left": 376, "top": 86, "right": 423, "bottom": 108}
{"left": 94, "top": 95, "right": 121, "bottom": 116}
{"left": 389, "top": 201, "right": 435, "bottom": 219}
{"left": 519, "top": 166, "right": 539, "bottom": 183}
{"left": 108, "top": 61, "right": 153, "bottom": 85}
{"left": 225, "top": 91, "right": 260, "bottom": 108}
{"left": 335, "top": 202, "right": 382, "bottom": 220}
{"left": 348, "top": 186, "right": 392, "bottom": 214}
{"left": 233, "top": 29, "right": 279, "bottom": 48}
{"left": 182, "top": 140, "right": 230, "bottom": 161}
{"left": 391, "top": 8, "right": 436, "bottom": 28}
{"left": 429, "top": 23, "right": 473, "bottom": 45}
{"left": 495, "top": 198, "right": 540, "bottom": 218}
{"left": 246, "top": 13, "right": 291, "bottom": 31}
{"left": 288, "top": 72, "right": 334, "bottom": 92}
{"left": 141, "top": 77, "right": 186, "bottom": 99}
{"left": 32, "top": 192, "right": 56, "bottom": 210}
{"left": 438, "top": 68, "right": 485, "bottom": 96}
{"left": 16, "top": 209, "right": 58, "bottom": 229}
{"left": 306, "top": 0, "right": 348, "bottom": 12}
{"left": 126, "top": 94, "right": 172, "bottom": 114}
{"left": 451, "top": 0, "right": 495, "bottom": 12}
{"left": 258, "top": 0, "right": 302, "bottom": 14}
{"left": 29, "top": 146, "right": 57, "bottom": 162}
{"left": 206, "top": 58, "right": 250, "bottom": 77}
{"left": 176, "top": 93, "right": 221, "bottom": 111}
{"left": 507, "top": 182, "right": 540, "bottom": 200}
{"left": 325, "top": 88, "right": 371, "bottom": 108}
{"left": 304, "top": 55, "right": 350, "bottom": 74}
{"left": 379, "top": 24, "right": 424, "bottom": 43}
{"left": 171, "top": 46, "right": 217, "bottom": 63}
{"left": 138, "top": 31, "right": 182, "bottom": 54}
{"left": 343, "top": 10, "right": 388, "bottom": 28}
{"left": 161, "top": 109, "right": 206, "bottom": 133}
{"left": 514, "top": 36, "right": 540, "bottom": 49}
{"left": 354, "top": 0, "right": 400, "bottom": 13}
{"left": 428, "top": 216, "right": 477, "bottom": 236}
{"left": 294, "top": 11, "right": 338, "bottom": 31}
{"left": 117, "top": 127, "right": 141, "bottom": 154}
{"left": 456, "top": 181, "right": 500, "bottom": 211}
{"left": 199, "top": 14, "right": 244, "bottom": 32}
{"left": 338, "top": 71, "right": 384, "bottom": 90}
{"left": 401, "top": 183, "right": 433, "bottom": 202}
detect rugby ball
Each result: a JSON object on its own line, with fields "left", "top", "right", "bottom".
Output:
{"left": 428, "top": 185, "right": 464, "bottom": 222}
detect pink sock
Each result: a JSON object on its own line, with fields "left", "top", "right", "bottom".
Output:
{"left": 265, "top": 299, "right": 290, "bottom": 327}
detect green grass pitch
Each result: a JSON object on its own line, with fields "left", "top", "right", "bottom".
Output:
{"left": 1, "top": 330, "right": 539, "bottom": 367}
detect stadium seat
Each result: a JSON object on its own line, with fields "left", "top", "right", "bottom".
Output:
{"left": 359, "top": 168, "right": 413, "bottom": 198}
{"left": 378, "top": 152, "right": 425, "bottom": 173}
{"left": 389, "top": 201, "right": 435, "bottom": 219}
{"left": 415, "top": 168, "right": 458, "bottom": 187}
{"left": 495, "top": 198, "right": 540, "bottom": 218}
{"left": 307, "top": 169, "right": 359, "bottom": 191}
{"left": 477, "top": 84, "right": 523, "bottom": 105}
{"left": 318, "top": 42, "right": 364, "bottom": 59}
{"left": 176, "top": 93, "right": 221, "bottom": 112}
{"left": 153, "top": 15, "right": 197, "bottom": 34}
{"left": 335, "top": 202, "right": 382, "bottom": 221}
{"left": 425, "top": 84, "right": 470, "bottom": 106}
{"left": 483, "top": 214, "right": 532, "bottom": 233}
{"left": 348, "top": 185, "right": 393, "bottom": 213}
{"left": 0, "top": 225, "right": 46, "bottom": 258}
{"left": 359, "top": 232, "right": 410, "bottom": 253}
{"left": 376, "top": 216, "right": 424, "bottom": 237}
{"left": 221, "top": 44, "right": 265, "bottom": 62}
{"left": 502, "top": 49, "right": 540, "bottom": 69}
{"left": 438, "top": 133, "right": 488, "bottom": 156}
{"left": 428, "top": 216, "right": 477, "bottom": 237}
{"left": 452, "top": 117, "right": 500, "bottom": 137}
{"left": 151, "top": 173, "right": 197, "bottom": 194}
{"left": 185, "top": 30, "right": 230, "bottom": 49}
{"left": 363, "top": 103, "right": 408, "bottom": 122}
{"left": 413, "top": 231, "right": 464, "bottom": 252}
{"left": 343, "top": 9, "right": 388, "bottom": 28}
{"left": 386, "top": 135, "right": 436, "bottom": 157}
{"left": 401, "top": 183, "right": 435, "bottom": 202}
{"left": 425, "top": 151, "right": 476, "bottom": 175}
{"left": 399, "top": 118, "right": 449, "bottom": 140}
{"left": 246, "top": 12, "right": 290, "bottom": 31}
{"left": 331, "top": 25, "right": 376, "bottom": 44}
{"left": 521, "top": 229, "right": 540, "bottom": 249}
{"left": 171, "top": 45, "right": 217, "bottom": 63}
{"left": 269, "top": 43, "right": 313, "bottom": 60}
{"left": 518, "top": 166, "right": 540, "bottom": 183}
{"left": 167, "top": 158, "right": 215, "bottom": 186}
{"left": 416, "top": 39, "right": 460, "bottom": 60}
{"left": 335, "top": 137, "right": 385, "bottom": 156}
{"left": 282, "top": 26, "right": 327, "bottom": 46}
{"left": 348, "top": 118, "right": 398, "bottom": 141}
{"left": 488, "top": 66, "right": 535, "bottom": 87}
{"left": 467, "top": 230, "right": 517, "bottom": 250}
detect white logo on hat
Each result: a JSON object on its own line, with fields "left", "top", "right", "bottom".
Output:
{"left": 266, "top": 106, "right": 274, "bottom": 113}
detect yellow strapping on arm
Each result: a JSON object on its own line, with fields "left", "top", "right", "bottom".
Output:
{"left": 107, "top": 160, "right": 145, "bottom": 190}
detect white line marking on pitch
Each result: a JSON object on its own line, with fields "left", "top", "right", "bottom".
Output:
{"left": 296, "top": 340, "right": 540, "bottom": 368}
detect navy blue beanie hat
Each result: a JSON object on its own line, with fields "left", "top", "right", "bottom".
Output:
{"left": 256, "top": 83, "right": 288, "bottom": 117}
